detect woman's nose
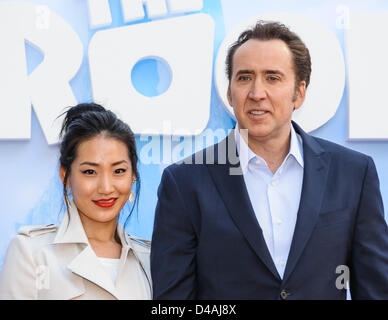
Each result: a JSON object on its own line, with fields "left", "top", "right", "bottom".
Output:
{"left": 97, "top": 173, "right": 115, "bottom": 195}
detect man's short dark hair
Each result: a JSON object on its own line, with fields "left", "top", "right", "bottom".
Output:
{"left": 226, "top": 21, "right": 312, "bottom": 88}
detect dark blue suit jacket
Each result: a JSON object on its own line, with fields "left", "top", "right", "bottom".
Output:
{"left": 151, "top": 122, "right": 388, "bottom": 299}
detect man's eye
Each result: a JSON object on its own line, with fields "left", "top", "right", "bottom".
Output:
{"left": 83, "top": 169, "right": 95, "bottom": 175}
{"left": 238, "top": 75, "right": 251, "bottom": 81}
{"left": 267, "top": 76, "right": 279, "bottom": 82}
{"left": 114, "top": 168, "right": 126, "bottom": 174}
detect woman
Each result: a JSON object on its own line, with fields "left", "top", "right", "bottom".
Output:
{"left": 0, "top": 103, "right": 151, "bottom": 299}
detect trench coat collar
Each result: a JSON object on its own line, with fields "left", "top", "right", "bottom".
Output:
{"left": 53, "top": 200, "right": 131, "bottom": 248}
{"left": 53, "top": 200, "right": 133, "bottom": 299}
{"left": 53, "top": 201, "right": 89, "bottom": 245}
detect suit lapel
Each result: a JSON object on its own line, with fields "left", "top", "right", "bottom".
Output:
{"left": 207, "top": 131, "right": 280, "bottom": 280}
{"left": 282, "top": 122, "right": 331, "bottom": 283}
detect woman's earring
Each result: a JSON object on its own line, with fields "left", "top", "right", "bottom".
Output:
{"left": 129, "top": 190, "right": 135, "bottom": 203}
{"left": 129, "top": 177, "right": 136, "bottom": 203}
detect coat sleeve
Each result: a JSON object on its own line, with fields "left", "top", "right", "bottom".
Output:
{"left": 0, "top": 235, "right": 38, "bottom": 300}
{"left": 350, "top": 157, "right": 388, "bottom": 299}
{"left": 151, "top": 167, "right": 198, "bottom": 299}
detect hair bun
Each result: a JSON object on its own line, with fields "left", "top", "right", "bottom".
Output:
{"left": 60, "top": 103, "right": 106, "bottom": 138}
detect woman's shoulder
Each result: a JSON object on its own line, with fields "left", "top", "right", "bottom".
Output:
{"left": 128, "top": 234, "right": 151, "bottom": 247}
{"left": 12, "top": 224, "right": 58, "bottom": 251}
{"left": 125, "top": 234, "right": 152, "bottom": 292}
{"left": 0, "top": 224, "right": 59, "bottom": 298}
{"left": 126, "top": 234, "right": 151, "bottom": 254}
{"left": 18, "top": 224, "right": 58, "bottom": 237}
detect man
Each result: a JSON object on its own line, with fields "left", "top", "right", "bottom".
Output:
{"left": 151, "top": 21, "right": 388, "bottom": 299}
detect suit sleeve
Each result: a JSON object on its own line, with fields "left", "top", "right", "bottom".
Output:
{"left": 151, "top": 167, "right": 198, "bottom": 299}
{"left": 350, "top": 157, "right": 388, "bottom": 299}
{"left": 0, "top": 235, "right": 37, "bottom": 299}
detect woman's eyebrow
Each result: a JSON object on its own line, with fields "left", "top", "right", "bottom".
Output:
{"left": 79, "top": 160, "right": 128, "bottom": 166}
{"left": 112, "top": 160, "right": 128, "bottom": 166}
{"left": 79, "top": 161, "right": 98, "bottom": 166}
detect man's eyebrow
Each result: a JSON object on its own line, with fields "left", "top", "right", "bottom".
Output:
{"left": 234, "top": 69, "right": 285, "bottom": 77}
{"left": 264, "top": 69, "right": 285, "bottom": 76}
{"left": 235, "top": 69, "right": 255, "bottom": 77}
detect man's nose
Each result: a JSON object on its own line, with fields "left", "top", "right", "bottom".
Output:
{"left": 97, "top": 173, "right": 115, "bottom": 195}
{"left": 248, "top": 79, "right": 267, "bottom": 101}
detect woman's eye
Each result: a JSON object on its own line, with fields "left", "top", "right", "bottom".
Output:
{"left": 83, "top": 169, "right": 95, "bottom": 175}
{"left": 114, "top": 168, "right": 126, "bottom": 174}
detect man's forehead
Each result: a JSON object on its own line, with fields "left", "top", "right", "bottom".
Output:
{"left": 232, "top": 39, "right": 293, "bottom": 70}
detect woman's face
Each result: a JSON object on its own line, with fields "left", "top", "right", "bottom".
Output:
{"left": 60, "top": 134, "right": 135, "bottom": 224}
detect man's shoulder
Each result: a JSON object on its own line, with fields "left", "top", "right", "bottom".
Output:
{"left": 311, "top": 135, "right": 371, "bottom": 165}
{"left": 293, "top": 121, "right": 372, "bottom": 165}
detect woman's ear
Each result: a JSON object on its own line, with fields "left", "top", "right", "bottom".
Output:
{"left": 59, "top": 165, "right": 67, "bottom": 186}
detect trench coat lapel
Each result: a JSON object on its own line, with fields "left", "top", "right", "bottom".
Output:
{"left": 282, "top": 122, "right": 331, "bottom": 283}
{"left": 53, "top": 201, "right": 122, "bottom": 299}
{"left": 207, "top": 131, "right": 280, "bottom": 280}
{"left": 67, "top": 245, "right": 122, "bottom": 299}
{"left": 115, "top": 232, "right": 152, "bottom": 299}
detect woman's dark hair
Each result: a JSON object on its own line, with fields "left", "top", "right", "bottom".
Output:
{"left": 58, "top": 103, "right": 140, "bottom": 228}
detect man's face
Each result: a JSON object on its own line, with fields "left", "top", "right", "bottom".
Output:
{"left": 227, "top": 39, "right": 306, "bottom": 144}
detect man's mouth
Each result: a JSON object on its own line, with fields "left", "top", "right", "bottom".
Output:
{"left": 249, "top": 110, "right": 266, "bottom": 115}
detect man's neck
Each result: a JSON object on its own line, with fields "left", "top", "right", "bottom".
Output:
{"left": 240, "top": 125, "right": 292, "bottom": 174}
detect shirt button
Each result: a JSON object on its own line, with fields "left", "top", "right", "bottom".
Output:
{"left": 280, "top": 290, "right": 289, "bottom": 300}
{"left": 270, "top": 181, "right": 276, "bottom": 187}
{"left": 276, "top": 219, "right": 282, "bottom": 225}
{"left": 255, "top": 159, "right": 261, "bottom": 165}
{"left": 280, "top": 261, "right": 286, "bottom": 267}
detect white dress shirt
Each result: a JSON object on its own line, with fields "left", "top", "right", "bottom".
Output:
{"left": 235, "top": 124, "right": 304, "bottom": 279}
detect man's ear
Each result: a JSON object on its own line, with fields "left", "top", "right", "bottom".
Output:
{"left": 59, "top": 165, "right": 67, "bottom": 186}
{"left": 227, "top": 85, "right": 232, "bottom": 106}
{"left": 293, "top": 81, "right": 306, "bottom": 111}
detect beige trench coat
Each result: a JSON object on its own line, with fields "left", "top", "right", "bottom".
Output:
{"left": 0, "top": 201, "right": 152, "bottom": 300}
